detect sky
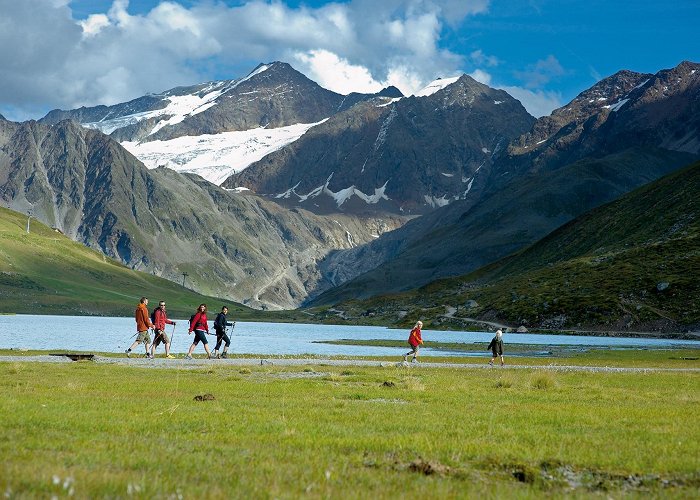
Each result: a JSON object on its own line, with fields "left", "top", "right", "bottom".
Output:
{"left": 0, "top": 0, "right": 698, "bottom": 121}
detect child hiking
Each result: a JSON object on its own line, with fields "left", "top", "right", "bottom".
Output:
{"left": 487, "top": 329, "right": 505, "bottom": 366}
{"left": 403, "top": 320, "right": 423, "bottom": 363}
{"left": 186, "top": 304, "right": 213, "bottom": 360}
{"left": 150, "top": 300, "right": 177, "bottom": 359}
{"left": 212, "top": 306, "right": 235, "bottom": 359}
{"left": 127, "top": 297, "right": 153, "bottom": 358}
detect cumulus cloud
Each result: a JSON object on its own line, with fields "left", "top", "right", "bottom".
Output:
{"left": 0, "top": 0, "right": 568, "bottom": 120}
{"left": 0, "top": 0, "right": 493, "bottom": 120}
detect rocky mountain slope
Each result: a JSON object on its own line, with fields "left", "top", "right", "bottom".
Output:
{"left": 0, "top": 119, "right": 405, "bottom": 309}
{"left": 308, "top": 61, "right": 700, "bottom": 305}
{"left": 314, "top": 159, "right": 700, "bottom": 333}
{"left": 224, "top": 75, "right": 535, "bottom": 214}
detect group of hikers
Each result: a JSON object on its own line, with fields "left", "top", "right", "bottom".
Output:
{"left": 126, "top": 297, "right": 234, "bottom": 359}
{"left": 126, "top": 297, "right": 504, "bottom": 364}
{"left": 401, "top": 320, "right": 505, "bottom": 366}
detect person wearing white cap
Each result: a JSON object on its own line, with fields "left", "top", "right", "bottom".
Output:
{"left": 487, "top": 329, "right": 504, "bottom": 366}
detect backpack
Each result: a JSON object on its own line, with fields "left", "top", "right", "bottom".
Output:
{"left": 150, "top": 308, "right": 158, "bottom": 325}
{"left": 189, "top": 314, "right": 196, "bottom": 329}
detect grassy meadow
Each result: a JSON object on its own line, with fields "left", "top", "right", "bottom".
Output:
{"left": 0, "top": 206, "right": 256, "bottom": 319}
{"left": 0, "top": 357, "right": 698, "bottom": 498}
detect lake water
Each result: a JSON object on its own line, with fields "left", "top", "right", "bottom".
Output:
{"left": 0, "top": 315, "right": 698, "bottom": 357}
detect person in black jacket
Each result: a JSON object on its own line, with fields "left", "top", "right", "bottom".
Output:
{"left": 212, "top": 306, "right": 235, "bottom": 359}
{"left": 487, "top": 329, "right": 504, "bottom": 366}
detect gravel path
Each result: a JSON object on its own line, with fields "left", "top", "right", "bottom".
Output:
{"left": 1, "top": 355, "right": 699, "bottom": 373}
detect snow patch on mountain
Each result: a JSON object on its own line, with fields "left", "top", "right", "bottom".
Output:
{"left": 374, "top": 107, "right": 397, "bottom": 151}
{"left": 424, "top": 194, "right": 450, "bottom": 208}
{"left": 122, "top": 120, "right": 325, "bottom": 185}
{"left": 83, "top": 81, "right": 230, "bottom": 136}
{"left": 275, "top": 175, "right": 390, "bottom": 208}
{"left": 414, "top": 76, "right": 460, "bottom": 97}
{"left": 604, "top": 98, "right": 630, "bottom": 112}
{"left": 85, "top": 65, "right": 273, "bottom": 137}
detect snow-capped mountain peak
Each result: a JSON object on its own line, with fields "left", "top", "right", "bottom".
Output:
{"left": 414, "top": 76, "right": 461, "bottom": 97}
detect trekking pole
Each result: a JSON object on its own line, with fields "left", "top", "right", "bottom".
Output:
{"left": 152, "top": 329, "right": 163, "bottom": 353}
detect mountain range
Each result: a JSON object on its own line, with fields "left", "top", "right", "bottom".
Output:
{"left": 308, "top": 61, "right": 700, "bottom": 306}
{"left": 1, "top": 60, "right": 698, "bottom": 320}
{"left": 41, "top": 62, "right": 402, "bottom": 185}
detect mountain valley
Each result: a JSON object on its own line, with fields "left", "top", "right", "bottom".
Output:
{"left": 1, "top": 60, "right": 698, "bottom": 326}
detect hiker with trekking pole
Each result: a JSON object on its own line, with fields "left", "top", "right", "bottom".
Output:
{"left": 212, "top": 306, "right": 235, "bottom": 359}
{"left": 185, "top": 303, "right": 214, "bottom": 360}
{"left": 126, "top": 297, "right": 153, "bottom": 358}
{"left": 150, "top": 300, "right": 177, "bottom": 359}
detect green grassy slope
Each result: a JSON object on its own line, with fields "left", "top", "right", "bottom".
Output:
{"left": 311, "top": 160, "right": 700, "bottom": 333}
{"left": 0, "top": 207, "right": 254, "bottom": 318}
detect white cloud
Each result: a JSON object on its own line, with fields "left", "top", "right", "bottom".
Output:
{"left": 80, "top": 14, "right": 110, "bottom": 37}
{"left": 294, "top": 50, "right": 384, "bottom": 94}
{"left": 0, "top": 0, "right": 491, "bottom": 120}
{"left": 469, "top": 69, "right": 493, "bottom": 86}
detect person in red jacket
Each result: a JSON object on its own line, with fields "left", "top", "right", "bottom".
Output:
{"left": 402, "top": 320, "right": 423, "bottom": 363}
{"left": 185, "top": 303, "right": 213, "bottom": 359}
{"left": 126, "top": 297, "right": 153, "bottom": 358}
{"left": 150, "top": 300, "right": 177, "bottom": 359}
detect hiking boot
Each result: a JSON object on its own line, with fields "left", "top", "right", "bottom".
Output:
{"left": 221, "top": 352, "right": 228, "bottom": 359}
{"left": 166, "top": 354, "right": 175, "bottom": 359}
{"left": 125, "top": 349, "right": 131, "bottom": 358}
{"left": 184, "top": 355, "right": 192, "bottom": 360}
{"left": 488, "top": 360, "right": 494, "bottom": 366}
{"left": 411, "top": 358, "right": 419, "bottom": 364}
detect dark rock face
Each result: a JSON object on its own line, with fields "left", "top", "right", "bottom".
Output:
{"left": 308, "top": 61, "right": 700, "bottom": 305}
{"left": 505, "top": 61, "right": 700, "bottom": 177}
{"left": 224, "top": 74, "right": 536, "bottom": 214}
{"left": 0, "top": 119, "right": 406, "bottom": 309}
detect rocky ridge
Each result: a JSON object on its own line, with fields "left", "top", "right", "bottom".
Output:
{"left": 224, "top": 74, "right": 536, "bottom": 213}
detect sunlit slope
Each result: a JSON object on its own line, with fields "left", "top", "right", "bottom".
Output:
{"left": 0, "top": 207, "right": 251, "bottom": 317}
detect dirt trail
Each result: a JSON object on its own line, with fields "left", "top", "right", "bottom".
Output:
{"left": 1, "top": 355, "right": 698, "bottom": 373}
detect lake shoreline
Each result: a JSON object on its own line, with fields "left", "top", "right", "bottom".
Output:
{"left": 2, "top": 311, "right": 699, "bottom": 341}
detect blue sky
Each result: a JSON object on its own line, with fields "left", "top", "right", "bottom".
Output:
{"left": 1, "top": 0, "right": 698, "bottom": 120}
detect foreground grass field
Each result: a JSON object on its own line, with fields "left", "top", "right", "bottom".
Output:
{"left": 0, "top": 358, "right": 698, "bottom": 498}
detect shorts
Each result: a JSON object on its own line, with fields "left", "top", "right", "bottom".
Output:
{"left": 136, "top": 330, "right": 151, "bottom": 344}
{"left": 153, "top": 329, "right": 170, "bottom": 347}
{"left": 193, "top": 329, "right": 208, "bottom": 345}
